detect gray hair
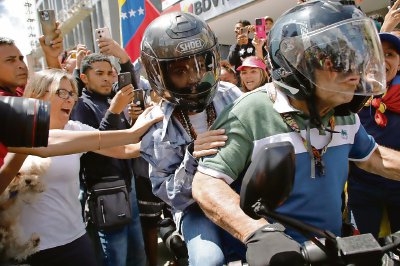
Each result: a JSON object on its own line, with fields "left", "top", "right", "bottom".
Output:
{"left": 0, "top": 37, "right": 15, "bottom": 47}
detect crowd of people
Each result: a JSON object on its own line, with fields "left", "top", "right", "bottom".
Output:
{"left": 1, "top": 0, "right": 400, "bottom": 265}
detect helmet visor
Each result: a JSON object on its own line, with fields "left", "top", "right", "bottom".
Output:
{"left": 158, "top": 49, "right": 220, "bottom": 96}
{"left": 279, "top": 18, "right": 386, "bottom": 96}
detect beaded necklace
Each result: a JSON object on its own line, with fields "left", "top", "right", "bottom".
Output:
{"left": 174, "top": 104, "right": 216, "bottom": 140}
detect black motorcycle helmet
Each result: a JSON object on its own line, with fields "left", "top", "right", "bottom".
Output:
{"left": 267, "top": 0, "right": 386, "bottom": 121}
{"left": 140, "top": 12, "right": 220, "bottom": 113}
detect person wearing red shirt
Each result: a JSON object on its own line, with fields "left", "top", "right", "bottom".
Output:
{"left": 0, "top": 37, "right": 28, "bottom": 96}
{"left": 0, "top": 37, "right": 29, "bottom": 168}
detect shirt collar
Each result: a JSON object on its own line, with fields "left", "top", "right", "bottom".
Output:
{"left": 158, "top": 100, "right": 180, "bottom": 141}
{"left": 265, "top": 83, "right": 300, "bottom": 114}
{"left": 82, "top": 88, "right": 111, "bottom": 101}
{"left": 266, "top": 83, "right": 335, "bottom": 125}
{"left": 0, "top": 86, "right": 24, "bottom": 97}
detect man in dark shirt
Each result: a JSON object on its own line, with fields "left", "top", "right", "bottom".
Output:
{"left": 227, "top": 20, "right": 256, "bottom": 72}
{"left": 71, "top": 53, "right": 146, "bottom": 266}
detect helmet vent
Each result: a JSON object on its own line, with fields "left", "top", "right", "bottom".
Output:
{"left": 166, "top": 13, "right": 201, "bottom": 39}
{"left": 175, "top": 16, "right": 195, "bottom": 32}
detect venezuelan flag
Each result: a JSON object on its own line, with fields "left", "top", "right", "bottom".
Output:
{"left": 118, "top": 0, "right": 160, "bottom": 62}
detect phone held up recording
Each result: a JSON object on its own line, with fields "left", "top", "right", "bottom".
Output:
{"left": 238, "top": 26, "right": 249, "bottom": 46}
{"left": 118, "top": 73, "right": 145, "bottom": 111}
{"left": 38, "top": 9, "right": 57, "bottom": 46}
{"left": 95, "top": 27, "right": 111, "bottom": 39}
{"left": 133, "top": 89, "right": 145, "bottom": 111}
{"left": 255, "top": 18, "right": 267, "bottom": 40}
{"left": 118, "top": 72, "right": 132, "bottom": 91}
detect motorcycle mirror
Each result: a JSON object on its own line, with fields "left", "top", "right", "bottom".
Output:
{"left": 240, "top": 141, "right": 295, "bottom": 219}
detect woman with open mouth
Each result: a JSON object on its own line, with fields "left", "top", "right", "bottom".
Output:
{"left": 3, "top": 69, "right": 162, "bottom": 266}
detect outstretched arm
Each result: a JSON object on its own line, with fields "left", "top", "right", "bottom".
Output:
{"left": 95, "top": 143, "right": 141, "bottom": 159}
{"left": 8, "top": 107, "right": 163, "bottom": 157}
{"left": 355, "top": 145, "right": 400, "bottom": 181}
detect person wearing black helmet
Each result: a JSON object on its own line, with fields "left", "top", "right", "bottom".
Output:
{"left": 140, "top": 12, "right": 244, "bottom": 265}
{"left": 191, "top": 1, "right": 400, "bottom": 265}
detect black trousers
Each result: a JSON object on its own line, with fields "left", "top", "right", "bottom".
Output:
{"left": 27, "top": 233, "right": 98, "bottom": 266}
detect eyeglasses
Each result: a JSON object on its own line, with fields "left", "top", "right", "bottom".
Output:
{"left": 55, "top": 88, "right": 78, "bottom": 101}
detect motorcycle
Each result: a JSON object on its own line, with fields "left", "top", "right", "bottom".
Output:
{"left": 239, "top": 141, "right": 400, "bottom": 266}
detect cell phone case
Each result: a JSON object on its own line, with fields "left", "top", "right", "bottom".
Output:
{"left": 133, "top": 90, "right": 145, "bottom": 110}
{"left": 118, "top": 72, "right": 132, "bottom": 90}
{"left": 95, "top": 27, "right": 111, "bottom": 39}
{"left": 255, "top": 18, "right": 267, "bottom": 40}
{"left": 38, "top": 10, "right": 57, "bottom": 46}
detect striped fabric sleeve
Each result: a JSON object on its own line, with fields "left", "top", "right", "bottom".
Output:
{"left": 349, "top": 118, "right": 377, "bottom": 161}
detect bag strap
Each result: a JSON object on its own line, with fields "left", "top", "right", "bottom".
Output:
{"left": 97, "top": 176, "right": 121, "bottom": 183}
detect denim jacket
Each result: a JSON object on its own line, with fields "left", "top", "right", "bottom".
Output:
{"left": 140, "top": 82, "right": 242, "bottom": 211}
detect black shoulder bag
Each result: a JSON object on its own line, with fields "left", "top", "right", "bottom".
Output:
{"left": 86, "top": 176, "right": 132, "bottom": 231}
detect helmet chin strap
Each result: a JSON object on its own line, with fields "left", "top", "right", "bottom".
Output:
{"left": 274, "top": 51, "right": 338, "bottom": 133}
{"left": 306, "top": 93, "right": 322, "bottom": 129}
{"left": 305, "top": 85, "right": 339, "bottom": 134}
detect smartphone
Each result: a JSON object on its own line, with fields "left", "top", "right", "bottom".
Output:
{"left": 95, "top": 27, "right": 111, "bottom": 39}
{"left": 238, "top": 27, "right": 249, "bottom": 46}
{"left": 133, "top": 89, "right": 145, "bottom": 110}
{"left": 38, "top": 10, "right": 57, "bottom": 46}
{"left": 118, "top": 72, "right": 132, "bottom": 91}
{"left": 255, "top": 18, "right": 267, "bottom": 39}
{"left": 239, "top": 27, "right": 249, "bottom": 36}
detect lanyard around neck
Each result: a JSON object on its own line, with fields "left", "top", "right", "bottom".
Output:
{"left": 280, "top": 112, "right": 335, "bottom": 178}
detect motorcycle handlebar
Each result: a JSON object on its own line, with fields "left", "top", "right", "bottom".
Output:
{"left": 301, "top": 238, "right": 328, "bottom": 264}
{"left": 299, "top": 232, "right": 400, "bottom": 266}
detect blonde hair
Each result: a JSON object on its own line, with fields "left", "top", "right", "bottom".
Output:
{"left": 24, "top": 69, "right": 78, "bottom": 99}
{"left": 240, "top": 67, "right": 269, "bottom": 92}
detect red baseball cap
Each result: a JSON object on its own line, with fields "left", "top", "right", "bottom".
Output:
{"left": 236, "top": 56, "right": 267, "bottom": 71}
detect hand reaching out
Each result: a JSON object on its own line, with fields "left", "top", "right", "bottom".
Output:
{"left": 130, "top": 106, "right": 163, "bottom": 143}
{"left": 193, "top": 129, "right": 227, "bottom": 158}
